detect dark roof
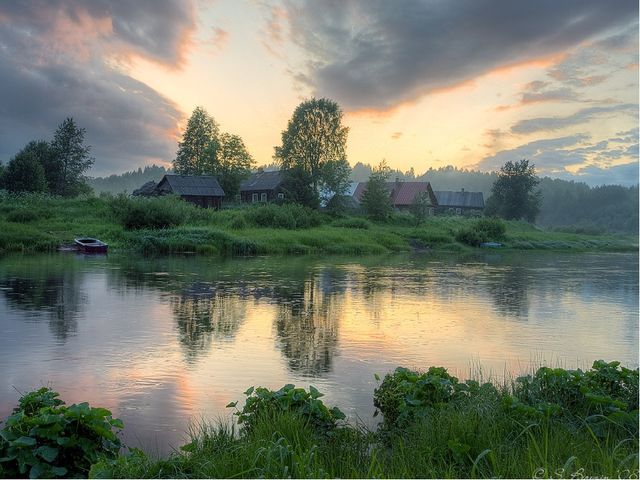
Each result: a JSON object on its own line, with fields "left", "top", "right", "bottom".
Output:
{"left": 240, "top": 170, "right": 284, "bottom": 191}
{"left": 158, "top": 175, "right": 225, "bottom": 196}
{"left": 434, "top": 191, "right": 484, "bottom": 208}
{"left": 132, "top": 180, "right": 158, "bottom": 197}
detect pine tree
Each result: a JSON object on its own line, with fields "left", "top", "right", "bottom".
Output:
{"left": 361, "top": 160, "right": 393, "bottom": 221}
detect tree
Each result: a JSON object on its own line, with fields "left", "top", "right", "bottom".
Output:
{"left": 174, "top": 107, "right": 219, "bottom": 175}
{"left": 485, "top": 159, "right": 541, "bottom": 222}
{"left": 281, "top": 166, "right": 319, "bottom": 208}
{"left": 50, "top": 118, "right": 94, "bottom": 196}
{"left": 361, "top": 160, "right": 393, "bottom": 221}
{"left": 17, "top": 140, "right": 59, "bottom": 193}
{"left": 274, "top": 98, "right": 350, "bottom": 197}
{"left": 207, "top": 133, "right": 254, "bottom": 199}
{"left": 410, "top": 191, "right": 433, "bottom": 225}
{"left": 3, "top": 150, "right": 47, "bottom": 193}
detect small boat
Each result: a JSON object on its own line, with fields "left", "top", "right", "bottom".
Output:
{"left": 479, "top": 241, "right": 503, "bottom": 248}
{"left": 74, "top": 237, "right": 108, "bottom": 254}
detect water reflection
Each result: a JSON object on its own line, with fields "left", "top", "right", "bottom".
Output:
{"left": 0, "top": 251, "right": 637, "bottom": 456}
{"left": 172, "top": 291, "right": 246, "bottom": 363}
{"left": 275, "top": 277, "right": 341, "bottom": 376}
{"left": 0, "top": 267, "right": 85, "bottom": 341}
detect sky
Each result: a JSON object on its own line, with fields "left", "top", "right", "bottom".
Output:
{"left": 0, "top": 0, "right": 637, "bottom": 185}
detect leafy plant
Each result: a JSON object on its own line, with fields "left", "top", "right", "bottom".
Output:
{"left": 456, "top": 217, "right": 506, "bottom": 246}
{"left": 228, "top": 385, "right": 345, "bottom": 435}
{"left": 0, "top": 387, "right": 123, "bottom": 478}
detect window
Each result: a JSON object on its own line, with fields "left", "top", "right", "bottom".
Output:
{"left": 252, "top": 193, "right": 258, "bottom": 203}
{"left": 428, "top": 207, "right": 434, "bottom": 216}
{"left": 455, "top": 208, "right": 462, "bottom": 215}
{"left": 261, "top": 193, "right": 267, "bottom": 202}
{"left": 277, "top": 192, "right": 284, "bottom": 199}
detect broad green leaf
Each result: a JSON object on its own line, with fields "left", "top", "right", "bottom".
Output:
{"left": 13, "top": 436, "right": 36, "bottom": 447}
{"left": 35, "top": 445, "right": 59, "bottom": 462}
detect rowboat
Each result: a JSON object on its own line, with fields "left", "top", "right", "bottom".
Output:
{"left": 74, "top": 237, "right": 108, "bottom": 254}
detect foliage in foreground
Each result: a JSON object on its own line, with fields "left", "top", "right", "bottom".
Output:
{"left": 0, "top": 388, "right": 122, "bottom": 478}
{"left": 87, "top": 361, "right": 640, "bottom": 479}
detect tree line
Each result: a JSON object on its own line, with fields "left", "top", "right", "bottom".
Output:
{"left": 2, "top": 98, "right": 636, "bottom": 234}
{"left": 0, "top": 118, "right": 94, "bottom": 197}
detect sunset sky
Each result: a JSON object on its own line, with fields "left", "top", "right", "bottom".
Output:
{"left": 0, "top": 0, "right": 637, "bottom": 185}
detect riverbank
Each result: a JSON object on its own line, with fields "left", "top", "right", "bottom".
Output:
{"left": 0, "top": 194, "right": 636, "bottom": 255}
{"left": 2, "top": 362, "right": 636, "bottom": 479}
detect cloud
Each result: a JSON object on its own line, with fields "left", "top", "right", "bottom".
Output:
{"left": 283, "top": 0, "right": 637, "bottom": 111}
{"left": 0, "top": 1, "right": 196, "bottom": 66}
{"left": 563, "top": 161, "right": 639, "bottom": 187}
{"left": 478, "top": 134, "right": 595, "bottom": 173}
{"left": 510, "top": 103, "right": 638, "bottom": 134}
{"left": 0, "top": 1, "right": 194, "bottom": 174}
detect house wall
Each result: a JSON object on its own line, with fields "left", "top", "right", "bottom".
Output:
{"left": 436, "top": 206, "right": 483, "bottom": 216}
{"left": 240, "top": 188, "right": 284, "bottom": 203}
{"left": 182, "top": 195, "right": 222, "bottom": 209}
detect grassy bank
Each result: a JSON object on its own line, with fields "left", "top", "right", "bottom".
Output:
{"left": 2, "top": 362, "right": 637, "bottom": 478}
{"left": 0, "top": 193, "right": 636, "bottom": 255}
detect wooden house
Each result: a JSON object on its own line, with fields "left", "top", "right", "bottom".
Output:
{"left": 240, "top": 170, "right": 286, "bottom": 203}
{"left": 434, "top": 189, "right": 484, "bottom": 215}
{"left": 155, "top": 174, "right": 225, "bottom": 208}
{"left": 352, "top": 180, "right": 438, "bottom": 213}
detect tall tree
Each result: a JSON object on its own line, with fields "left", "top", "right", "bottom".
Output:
{"left": 485, "top": 159, "right": 541, "bottom": 222}
{"left": 3, "top": 150, "right": 47, "bottom": 193}
{"left": 209, "top": 133, "right": 255, "bottom": 199}
{"left": 174, "top": 107, "right": 219, "bottom": 175}
{"left": 50, "top": 118, "right": 94, "bottom": 197}
{"left": 17, "top": 140, "right": 59, "bottom": 194}
{"left": 274, "top": 98, "right": 350, "bottom": 196}
{"left": 361, "top": 160, "right": 393, "bottom": 221}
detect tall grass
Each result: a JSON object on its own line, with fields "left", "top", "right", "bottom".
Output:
{"left": 89, "top": 362, "right": 638, "bottom": 479}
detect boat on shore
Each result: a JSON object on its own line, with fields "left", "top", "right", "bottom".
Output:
{"left": 74, "top": 237, "right": 108, "bottom": 254}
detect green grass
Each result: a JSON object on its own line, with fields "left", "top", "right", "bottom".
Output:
{"left": 0, "top": 193, "right": 636, "bottom": 255}
{"left": 88, "top": 363, "right": 639, "bottom": 479}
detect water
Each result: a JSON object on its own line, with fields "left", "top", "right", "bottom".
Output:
{"left": 0, "top": 252, "right": 637, "bottom": 454}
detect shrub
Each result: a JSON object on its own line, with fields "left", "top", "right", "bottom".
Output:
{"left": 228, "top": 384, "right": 345, "bottom": 435}
{"left": 0, "top": 388, "right": 122, "bottom": 478}
{"left": 505, "top": 361, "right": 639, "bottom": 431}
{"left": 456, "top": 217, "right": 506, "bottom": 246}
{"left": 6, "top": 209, "right": 42, "bottom": 223}
{"left": 109, "top": 194, "right": 195, "bottom": 230}
{"left": 373, "top": 367, "right": 498, "bottom": 429}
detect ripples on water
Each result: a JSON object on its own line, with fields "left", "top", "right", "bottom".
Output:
{"left": 0, "top": 251, "right": 637, "bottom": 454}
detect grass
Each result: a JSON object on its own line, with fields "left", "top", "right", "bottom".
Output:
{"left": 87, "top": 363, "right": 639, "bottom": 479}
{"left": 0, "top": 192, "right": 636, "bottom": 256}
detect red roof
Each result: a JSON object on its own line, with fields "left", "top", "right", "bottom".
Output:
{"left": 353, "top": 181, "right": 436, "bottom": 206}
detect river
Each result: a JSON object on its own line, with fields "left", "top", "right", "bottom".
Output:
{"left": 0, "top": 251, "right": 637, "bottom": 455}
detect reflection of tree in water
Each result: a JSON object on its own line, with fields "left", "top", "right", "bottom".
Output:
{"left": 0, "top": 273, "right": 84, "bottom": 341}
{"left": 487, "top": 266, "right": 530, "bottom": 318}
{"left": 172, "top": 286, "right": 247, "bottom": 363}
{"left": 275, "top": 276, "right": 342, "bottom": 377}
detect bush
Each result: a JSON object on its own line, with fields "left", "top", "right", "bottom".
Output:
{"left": 109, "top": 194, "right": 195, "bottom": 230}
{"left": 331, "top": 217, "right": 371, "bottom": 229}
{"left": 456, "top": 217, "right": 506, "bottom": 246}
{"left": 228, "top": 384, "right": 345, "bottom": 435}
{"left": 244, "top": 203, "right": 325, "bottom": 230}
{"left": 0, "top": 388, "right": 122, "bottom": 478}
{"left": 506, "top": 360, "right": 639, "bottom": 431}
{"left": 6, "top": 209, "right": 42, "bottom": 223}
{"left": 373, "top": 367, "right": 498, "bottom": 429}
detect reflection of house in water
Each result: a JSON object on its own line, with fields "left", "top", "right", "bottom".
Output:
{"left": 275, "top": 277, "right": 341, "bottom": 377}
{"left": 0, "top": 273, "right": 85, "bottom": 341}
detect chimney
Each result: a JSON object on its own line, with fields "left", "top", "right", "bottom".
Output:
{"left": 461, "top": 188, "right": 465, "bottom": 192}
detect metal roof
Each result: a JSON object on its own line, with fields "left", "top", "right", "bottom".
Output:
{"left": 352, "top": 181, "right": 436, "bottom": 206}
{"left": 158, "top": 175, "right": 225, "bottom": 196}
{"left": 240, "top": 170, "right": 284, "bottom": 191}
{"left": 434, "top": 190, "right": 484, "bottom": 208}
